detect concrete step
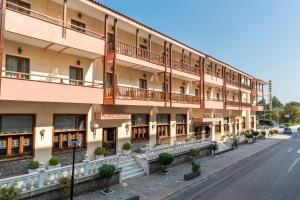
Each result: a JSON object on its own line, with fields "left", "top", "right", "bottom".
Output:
{"left": 121, "top": 169, "right": 145, "bottom": 181}
{"left": 119, "top": 156, "right": 146, "bottom": 181}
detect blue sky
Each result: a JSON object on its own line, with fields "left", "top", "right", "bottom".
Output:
{"left": 98, "top": 0, "right": 300, "bottom": 104}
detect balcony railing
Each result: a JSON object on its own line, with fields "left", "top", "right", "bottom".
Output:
{"left": 113, "top": 40, "right": 201, "bottom": 75}
{"left": 241, "top": 102, "right": 252, "bottom": 107}
{"left": 6, "top": 1, "right": 104, "bottom": 39}
{"left": 116, "top": 86, "right": 166, "bottom": 101}
{"left": 225, "top": 79, "right": 240, "bottom": 87}
{"left": 2, "top": 70, "right": 103, "bottom": 88}
{"left": 226, "top": 100, "right": 240, "bottom": 107}
{"left": 204, "top": 97, "right": 223, "bottom": 102}
{"left": 205, "top": 70, "right": 222, "bottom": 78}
{"left": 172, "top": 93, "right": 201, "bottom": 104}
{"left": 241, "top": 84, "right": 251, "bottom": 90}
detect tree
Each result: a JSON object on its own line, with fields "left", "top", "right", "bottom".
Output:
{"left": 98, "top": 164, "right": 116, "bottom": 193}
{"left": 272, "top": 96, "right": 283, "bottom": 109}
{"left": 158, "top": 153, "right": 174, "bottom": 174}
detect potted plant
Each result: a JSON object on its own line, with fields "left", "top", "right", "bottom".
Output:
{"left": 210, "top": 142, "right": 218, "bottom": 155}
{"left": 122, "top": 143, "right": 132, "bottom": 156}
{"left": 59, "top": 177, "right": 71, "bottom": 200}
{"left": 158, "top": 153, "right": 174, "bottom": 175}
{"left": 261, "top": 131, "right": 266, "bottom": 139}
{"left": 48, "top": 156, "right": 61, "bottom": 169}
{"left": 232, "top": 136, "right": 238, "bottom": 149}
{"left": 98, "top": 164, "right": 116, "bottom": 194}
{"left": 184, "top": 160, "right": 201, "bottom": 181}
{"left": 252, "top": 131, "right": 259, "bottom": 142}
{"left": 28, "top": 160, "right": 40, "bottom": 173}
{"left": 245, "top": 131, "right": 254, "bottom": 143}
{"left": 95, "top": 147, "right": 106, "bottom": 159}
{"left": 0, "top": 185, "right": 20, "bottom": 200}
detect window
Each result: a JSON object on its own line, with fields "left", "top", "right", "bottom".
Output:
{"left": 131, "top": 114, "right": 149, "bottom": 142}
{"left": 7, "top": 0, "right": 31, "bottom": 15}
{"left": 180, "top": 86, "right": 185, "bottom": 95}
{"left": 53, "top": 114, "right": 86, "bottom": 152}
{"left": 206, "top": 91, "right": 210, "bottom": 99}
{"left": 69, "top": 66, "right": 83, "bottom": 85}
{"left": 71, "top": 19, "right": 86, "bottom": 33}
{"left": 176, "top": 114, "right": 187, "bottom": 136}
{"left": 242, "top": 117, "right": 246, "bottom": 129}
{"left": 156, "top": 114, "right": 170, "bottom": 139}
{"left": 216, "top": 93, "right": 220, "bottom": 100}
{"left": 139, "top": 79, "right": 147, "bottom": 89}
{"left": 162, "top": 83, "right": 169, "bottom": 92}
{"left": 195, "top": 89, "right": 199, "bottom": 97}
{"left": 215, "top": 122, "right": 221, "bottom": 133}
{"left": 0, "top": 114, "right": 35, "bottom": 159}
{"left": 5, "top": 55, "right": 29, "bottom": 79}
{"left": 224, "top": 117, "right": 229, "bottom": 132}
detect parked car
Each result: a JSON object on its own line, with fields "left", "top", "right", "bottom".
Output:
{"left": 283, "top": 128, "right": 293, "bottom": 134}
{"left": 297, "top": 127, "right": 300, "bottom": 132}
{"left": 279, "top": 124, "right": 285, "bottom": 129}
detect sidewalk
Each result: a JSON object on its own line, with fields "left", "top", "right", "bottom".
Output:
{"left": 76, "top": 135, "right": 289, "bottom": 200}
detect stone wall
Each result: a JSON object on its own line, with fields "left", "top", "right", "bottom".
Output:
{"left": 54, "top": 149, "right": 86, "bottom": 166}
{"left": 148, "top": 147, "right": 212, "bottom": 174}
{"left": 20, "top": 169, "right": 121, "bottom": 200}
{"left": 0, "top": 157, "right": 33, "bottom": 178}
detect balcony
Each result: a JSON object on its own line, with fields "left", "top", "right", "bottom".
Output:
{"left": 5, "top": 2, "right": 105, "bottom": 58}
{"left": 0, "top": 71, "right": 103, "bottom": 104}
{"left": 113, "top": 40, "right": 200, "bottom": 78}
{"left": 225, "top": 79, "right": 240, "bottom": 90}
{"left": 226, "top": 100, "right": 240, "bottom": 110}
{"left": 114, "top": 86, "right": 200, "bottom": 107}
{"left": 204, "top": 72, "right": 223, "bottom": 86}
{"left": 241, "top": 102, "right": 252, "bottom": 109}
{"left": 204, "top": 97, "right": 224, "bottom": 109}
{"left": 241, "top": 83, "right": 251, "bottom": 92}
{"left": 251, "top": 104, "right": 264, "bottom": 112}
{"left": 251, "top": 89, "right": 263, "bottom": 97}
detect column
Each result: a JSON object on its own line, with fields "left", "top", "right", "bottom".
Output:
{"left": 62, "top": 0, "right": 67, "bottom": 38}
{"left": 112, "top": 19, "right": 118, "bottom": 104}
{"left": 135, "top": 29, "right": 139, "bottom": 57}
{"left": 169, "top": 43, "right": 173, "bottom": 107}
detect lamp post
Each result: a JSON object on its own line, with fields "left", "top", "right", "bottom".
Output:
{"left": 209, "top": 123, "right": 214, "bottom": 141}
{"left": 69, "top": 139, "right": 80, "bottom": 200}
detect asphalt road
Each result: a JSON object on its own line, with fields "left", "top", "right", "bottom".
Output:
{"left": 166, "top": 133, "right": 300, "bottom": 200}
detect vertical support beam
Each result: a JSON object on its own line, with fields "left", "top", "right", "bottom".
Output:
{"left": 103, "top": 14, "right": 108, "bottom": 101}
{"left": 181, "top": 49, "right": 184, "bottom": 70}
{"left": 0, "top": 0, "right": 6, "bottom": 95}
{"left": 135, "top": 29, "right": 139, "bottom": 57}
{"left": 238, "top": 74, "right": 242, "bottom": 109}
{"left": 201, "top": 57, "right": 206, "bottom": 108}
{"left": 148, "top": 34, "right": 151, "bottom": 61}
{"left": 62, "top": 0, "right": 67, "bottom": 38}
{"left": 169, "top": 43, "right": 173, "bottom": 107}
{"left": 164, "top": 41, "right": 167, "bottom": 107}
{"left": 223, "top": 66, "right": 227, "bottom": 109}
{"left": 113, "top": 19, "right": 118, "bottom": 104}
{"left": 189, "top": 52, "right": 192, "bottom": 68}
{"left": 198, "top": 56, "right": 201, "bottom": 108}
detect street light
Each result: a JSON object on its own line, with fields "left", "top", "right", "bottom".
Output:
{"left": 69, "top": 139, "right": 80, "bottom": 200}
{"left": 209, "top": 123, "right": 214, "bottom": 140}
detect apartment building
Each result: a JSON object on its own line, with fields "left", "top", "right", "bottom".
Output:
{"left": 0, "top": 0, "right": 265, "bottom": 177}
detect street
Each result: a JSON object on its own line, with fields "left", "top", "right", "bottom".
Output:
{"left": 166, "top": 133, "right": 300, "bottom": 200}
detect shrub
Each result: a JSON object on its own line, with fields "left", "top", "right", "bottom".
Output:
{"left": 190, "top": 149, "right": 199, "bottom": 160}
{"left": 210, "top": 142, "right": 218, "bottom": 155}
{"left": 28, "top": 160, "right": 39, "bottom": 170}
{"left": 98, "top": 164, "right": 116, "bottom": 193}
{"left": 191, "top": 161, "right": 200, "bottom": 173}
{"left": 274, "top": 130, "right": 279, "bottom": 134}
{"left": 261, "top": 131, "right": 266, "bottom": 136}
{"left": 233, "top": 136, "right": 238, "bottom": 148}
{"left": 49, "top": 156, "right": 60, "bottom": 166}
{"left": 158, "top": 153, "right": 174, "bottom": 173}
{"left": 253, "top": 131, "right": 259, "bottom": 137}
{"left": 245, "top": 132, "right": 253, "bottom": 139}
{"left": 59, "top": 177, "right": 71, "bottom": 200}
{"left": 95, "top": 147, "right": 106, "bottom": 156}
{"left": 0, "top": 185, "right": 20, "bottom": 200}
{"left": 122, "top": 143, "right": 131, "bottom": 150}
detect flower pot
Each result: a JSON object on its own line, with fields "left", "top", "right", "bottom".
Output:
{"left": 184, "top": 171, "right": 201, "bottom": 181}
{"left": 123, "top": 149, "right": 131, "bottom": 156}
{"left": 247, "top": 138, "right": 253, "bottom": 143}
{"left": 48, "top": 163, "right": 61, "bottom": 170}
{"left": 28, "top": 168, "right": 39, "bottom": 174}
{"left": 96, "top": 155, "right": 104, "bottom": 160}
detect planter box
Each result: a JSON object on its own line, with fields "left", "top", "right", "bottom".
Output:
{"left": 123, "top": 149, "right": 131, "bottom": 156}
{"left": 48, "top": 163, "right": 61, "bottom": 170}
{"left": 184, "top": 171, "right": 201, "bottom": 181}
{"left": 247, "top": 138, "right": 254, "bottom": 143}
{"left": 28, "top": 168, "right": 40, "bottom": 174}
{"left": 96, "top": 155, "right": 104, "bottom": 160}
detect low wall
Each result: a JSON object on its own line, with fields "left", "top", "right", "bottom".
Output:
{"left": 148, "top": 146, "right": 212, "bottom": 174}
{"left": 20, "top": 169, "right": 121, "bottom": 200}
{"left": 0, "top": 157, "right": 33, "bottom": 178}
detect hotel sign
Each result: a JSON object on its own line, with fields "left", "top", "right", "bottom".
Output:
{"left": 94, "top": 113, "right": 131, "bottom": 120}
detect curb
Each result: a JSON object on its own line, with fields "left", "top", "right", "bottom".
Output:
{"left": 162, "top": 139, "right": 284, "bottom": 200}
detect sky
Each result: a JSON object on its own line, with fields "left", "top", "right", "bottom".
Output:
{"left": 98, "top": 0, "right": 300, "bottom": 104}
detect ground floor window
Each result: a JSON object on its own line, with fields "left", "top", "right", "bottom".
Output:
{"left": 156, "top": 114, "right": 170, "bottom": 143}
{"left": 131, "top": 114, "right": 149, "bottom": 142}
{"left": 0, "top": 114, "right": 35, "bottom": 159}
{"left": 242, "top": 117, "right": 246, "bottom": 129}
{"left": 251, "top": 117, "right": 255, "bottom": 128}
{"left": 215, "top": 125, "right": 221, "bottom": 133}
{"left": 53, "top": 114, "right": 86, "bottom": 153}
{"left": 176, "top": 114, "right": 187, "bottom": 136}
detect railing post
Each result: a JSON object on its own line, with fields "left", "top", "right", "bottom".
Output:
{"left": 38, "top": 162, "right": 45, "bottom": 189}
{"left": 83, "top": 154, "right": 89, "bottom": 176}
{"left": 146, "top": 144, "right": 150, "bottom": 160}
{"left": 173, "top": 140, "right": 177, "bottom": 154}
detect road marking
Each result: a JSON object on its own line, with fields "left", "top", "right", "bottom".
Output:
{"left": 288, "top": 157, "right": 300, "bottom": 173}
{"left": 288, "top": 148, "right": 293, "bottom": 153}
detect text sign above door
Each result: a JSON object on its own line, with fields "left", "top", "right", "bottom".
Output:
{"left": 94, "top": 113, "right": 131, "bottom": 120}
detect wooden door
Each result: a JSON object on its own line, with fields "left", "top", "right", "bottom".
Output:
{"left": 103, "top": 128, "right": 116, "bottom": 156}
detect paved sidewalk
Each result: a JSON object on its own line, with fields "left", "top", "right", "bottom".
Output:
{"left": 76, "top": 135, "right": 289, "bottom": 200}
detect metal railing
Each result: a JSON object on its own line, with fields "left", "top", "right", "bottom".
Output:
{"left": 2, "top": 70, "right": 103, "bottom": 88}
{"left": 226, "top": 100, "right": 240, "bottom": 107}
{"left": 116, "top": 86, "right": 166, "bottom": 101}
{"left": 225, "top": 79, "right": 240, "bottom": 87}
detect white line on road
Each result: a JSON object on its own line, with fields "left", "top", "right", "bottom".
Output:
{"left": 288, "top": 148, "right": 293, "bottom": 152}
{"left": 288, "top": 157, "right": 300, "bottom": 173}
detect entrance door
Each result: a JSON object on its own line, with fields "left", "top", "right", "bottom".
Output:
{"left": 194, "top": 126, "right": 202, "bottom": 140}
{"left": 103, "top": 128, "right": 117, "bottom": 156}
